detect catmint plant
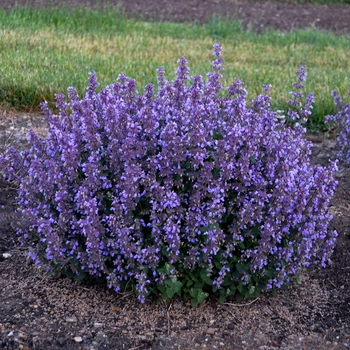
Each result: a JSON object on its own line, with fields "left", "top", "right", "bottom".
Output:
{"left": 327, "top": 89, "right": 350, "bottom": 163}
{"left": 0, "top": 44, "right": 338, "bottom": 305}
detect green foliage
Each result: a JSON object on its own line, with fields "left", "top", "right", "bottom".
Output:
{"left": 147, "top": 246, "right": 289, "bottom": 306}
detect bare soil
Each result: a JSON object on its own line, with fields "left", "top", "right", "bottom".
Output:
{"left": 0, "top": 1, "right": 350, "bottom": 349}
{"left": 0, "top": 0, "right": 350, "bottom": 35}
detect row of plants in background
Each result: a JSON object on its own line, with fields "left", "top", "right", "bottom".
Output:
{"left": 327, "top": 89, "right": 350, "bottom": 162}
{"left": 0, "top": 6, "right": 349, "bottom": 131}
{"left": 0, "top": 44, "right": 338, "bottom": 306}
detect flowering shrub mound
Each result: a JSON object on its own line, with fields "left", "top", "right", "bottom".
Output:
{"left": 0, "top": 44, "right": 338, "bottom": 305}
{"left": 327, "top": 89, "right": 350, "bottom": 163}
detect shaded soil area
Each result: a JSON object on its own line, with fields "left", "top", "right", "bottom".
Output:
{"left": 0, "top": 1, "right": 350, "bottom": 349}
{"left": 0, "top": 0, "right": 350, "bottom": 35}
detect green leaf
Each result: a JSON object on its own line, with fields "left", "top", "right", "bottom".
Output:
{"left": 157, "top": 285, "right": 166, "bottom": 293}
{"left": 165, "top": 279, "right": 183, "bottom": 290}
{"left": 157, "top": 285, "right": 169, "bottom": 300}
{"left": 249, "top": 155, "right": 256, "bottom": 164}
{"left": 212, "top": 167, "right": 221, "bottom": 179}
{"left": 221, "top": 275, "right": 233, "bottom": 287}
{"left": 163, "top": 279, "right": 183, "bottom": 299}
{"left": 190, "top": 288, "right": 209, "bottom": 307}
{"left": 189, "top": 288, "right": 200, "bottom": 298}
{"left": 200, "top": 269, "right": 213, "bottom": 286}
{"left": 157, "top": 262, "right": 175, "bottom": 275}
{"left": 194, "top": 281, "right": 205, "bottom": 289}
{"left": 235, "top": 293, "right": 243, "bottom": 302}
{"left": 226, "top": 288, "right": 236, "bottom": 297}
{"left": 186, "top": 279, "right": 194, "bottom": 288}
{"left": 264, "top": 270, "right": 273, "bottom": 279}
{"left": 213, "top": 131, "right": 224, "bottom": 141}
{"left": 71, "top": 257, "right": 79, "bottom": 265}
{"left": 166, "top": 288, "right": 176, "bottom": 299}
{"left": 74, "top": 272, "right": 87, "bottom": 281}
{"left": 251, "top": 226, "right": 260, "bottom": 239}
{"left": 213, "top": 259, "right": 222, "bottom": 270}
{"left": 236, "top": 263, "right": 245, "bottom": 273}
{"left": 189, "top": 272, "right": 199, "bottom": 282}
{"left": 219, "top": 290, "right": 226, "bottom": 304}
{"left": 61, "top": 269, "right": 74, "bottom": 278}
{"left": 191, "top": 299, "right": 200, "bottom": 307}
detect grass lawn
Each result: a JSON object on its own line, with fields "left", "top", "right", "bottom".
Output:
{"left": 0, "top": 6, "right": 349, "bottom": 130}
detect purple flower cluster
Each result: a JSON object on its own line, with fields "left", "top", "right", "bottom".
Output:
{"left": 0, "top": 44, "right": 338, "bottom": 303}
{"left": 327, "top": 89, "right": 350, "bottom": 163}
{"left": 287, "top": 65, "right": 314, "bottom": 125}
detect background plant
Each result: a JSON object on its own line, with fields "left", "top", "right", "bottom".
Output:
{"left": 327, "top": 90, "right": 350, "bottom": 163}
{"left": 0, "top": 44, "right": 338, "bottom": 305}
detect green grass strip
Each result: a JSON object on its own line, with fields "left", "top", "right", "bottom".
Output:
{"left": 0, "top": 6, "right": 349, "bottom": 130}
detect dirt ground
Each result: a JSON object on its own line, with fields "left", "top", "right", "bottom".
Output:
{"left": 0, "top": 1, "right": 350, "bottom": 349}
{"left": 1, "top": 0, "right": 350, "bottom": 35}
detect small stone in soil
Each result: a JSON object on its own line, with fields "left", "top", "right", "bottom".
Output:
{"left": 18, "top": 332, "right": 26, "bottom": 340}
{"left": 57, "top": 338, "right": 66, "bottom": 347}
{"left": 74, "top": 336, "right": 83, "bottom": 343}
{"left": 206, "top": 328, "right": 216, "bottom": 335}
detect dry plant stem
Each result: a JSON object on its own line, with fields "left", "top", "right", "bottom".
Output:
{"left": 327, "top": 278, "right": 337, "bottom": 289}
{"left": 117, "top": 291, "right": 134, "bottom": 300}
{"left": 222, "top": 306, "right": 240, "bottom": 322}
{"left": 4, "top": 119, "right": 15, "bottom": 148}
{"left": 224, "top": 297, "right": 260, "bottom": 307}
{"left": 167, "top": 302, "right": 172, "bottom": 335}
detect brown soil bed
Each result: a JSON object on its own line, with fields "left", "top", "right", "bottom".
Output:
{"left": 0, "top": 0, "right": 350, "bottom": 35}
{"left": 0, "top": 1, "right": 350, "bottom": 349}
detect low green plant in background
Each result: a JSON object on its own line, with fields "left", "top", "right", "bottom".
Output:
{"left": 0, "top": 6, "right": 349, "bottom": 130}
